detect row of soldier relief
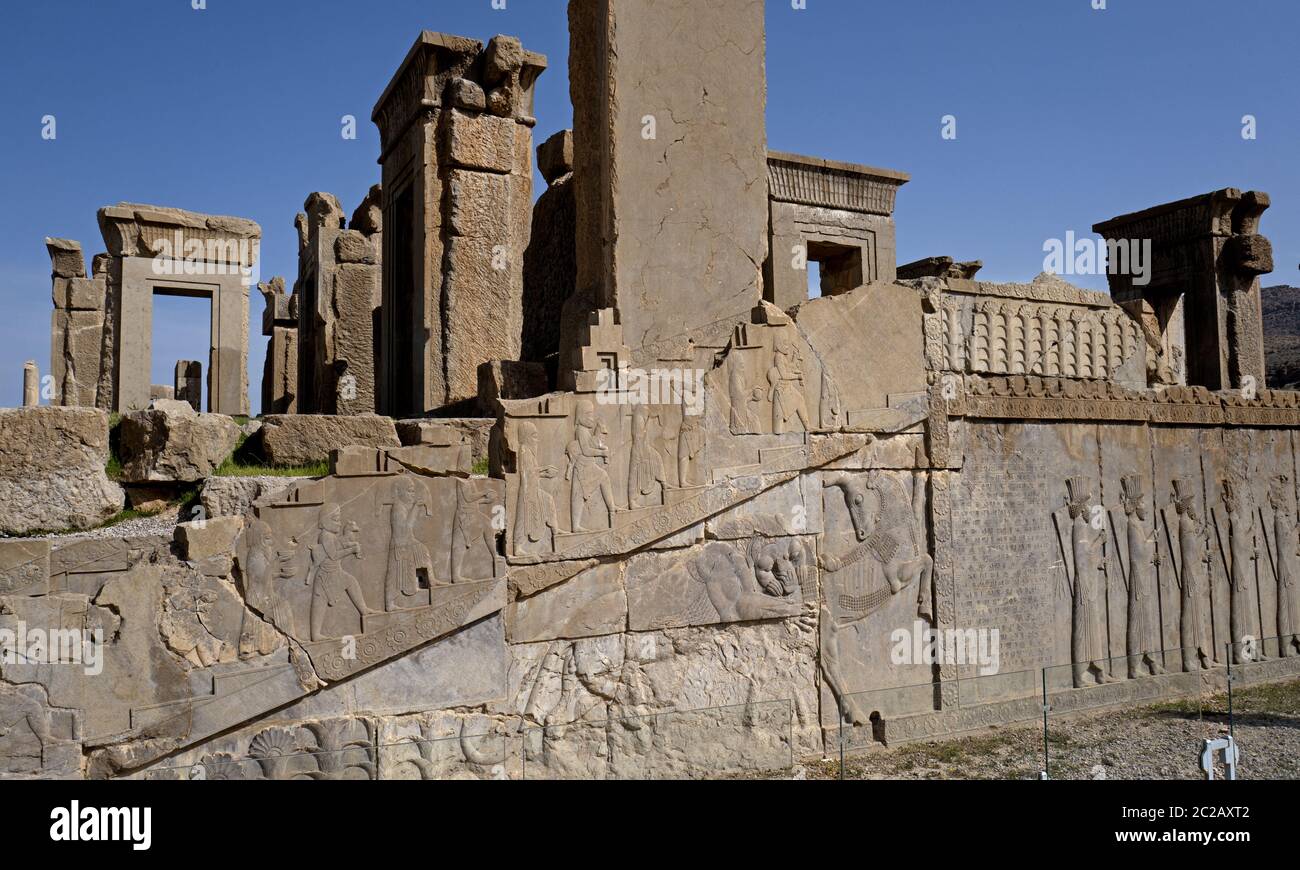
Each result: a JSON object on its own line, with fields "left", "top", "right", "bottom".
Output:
{"left": 1057, "top": 472, "right": 1300, "bottom": 688}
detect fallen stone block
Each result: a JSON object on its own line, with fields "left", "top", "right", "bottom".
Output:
{"left": 199, "top": 475, "right": 306, "bottom": 518}
{"left": 259, "top": 414, "right": 400, "bottom": 466}
{"left": 118, "top": 400, "right": 242, "bottom": 483}
{"left": 0, "top": 407, "right": 124, "bottom": 534}
{"left": 175, "top": 515, "right": 245, "bottom": 561}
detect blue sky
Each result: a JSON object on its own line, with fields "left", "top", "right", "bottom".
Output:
{"left": 1, "top": 0, "right": 1295, "bottom": 411}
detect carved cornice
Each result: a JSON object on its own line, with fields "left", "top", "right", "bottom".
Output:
{"left": 767, "top": 151, "right": 909, "bottom": 216}
{"left": 953, "top": 375, "right": 1300, "bottom": 427}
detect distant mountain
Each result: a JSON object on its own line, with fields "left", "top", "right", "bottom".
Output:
{"left": 1263, "top": 285, "right": 1300, "bottom": 389}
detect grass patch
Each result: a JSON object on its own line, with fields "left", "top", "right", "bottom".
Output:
{"left": 105, "top": 414, "right": 124, "bottom": 480}
{"left": 215, "top": 459, "right": 329, "bottom": 478}
{"left": 471, "top": 456, "right": 490, "bottom": 476}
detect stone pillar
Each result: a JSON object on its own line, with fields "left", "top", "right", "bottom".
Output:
{"left": 523, "top": 129, "right": 577, "bottom": 372}
{"left": 372, "top": 31, "right": 546, "bottom": 417}
{"left": 1094, "top": 189, "right": 1272, "bottom": 391}
{"left": 566, "top": 0, "right": 768, "bottom": 370}
{"left": 294, "top": 193, "right": 347, "bottom": 414}
{"left": 22, "top": 361, "right": 38, "bottom": 407}
{"left": 46, "top": 237, "right": 108, "bottom": 408}
{"left": 174, "top": 360, "right": 202, "bottom": 411}
{"left": 291, "top": 187, "right": 383, "bottom": 415}
{"left": 259, "top": 276, "right": 298, "bottom": 415}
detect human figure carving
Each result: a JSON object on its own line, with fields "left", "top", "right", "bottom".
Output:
{"left": 1171, "top": 479, "right": 1216, "bottom": 671}
{"left": 627, "top": 404, "right": 665, "bottom": 509}
{"left": 1118, "top": 476, "right": 1165, "bottom": 677}
{"left": 767, "top": 336, "right": 811, "bottom": 434}
{"left": 566, "top": 400, "right": 617, "bottom": 531}
{"left": 512, "top": 421, "right": 558, "bottom": 557}
{"left": 306, "top": 505, "right": 377, "bottom": 641}
{"left": 1062, "top": 477, "right": 1114, "bottom": 687}
{"left": 384, "top": 475, "right": 436, "bottom": 610}
{"left": 1222, "top": 479, "right": 1264, "bottom": 664}
{"left": 1268, "top": 476, "right": 1300, "bottom": 657}
{"left": 729, "top": 353, "right": 758, "bottom": 433}
{"left": 239, "top": 519, "right": 295, "bottom": 652}
{"left": 676, "top": 412, "right": 705, "bottom": 487}
{"left": 451, "top": 480, "right": 499, "bottom": 583}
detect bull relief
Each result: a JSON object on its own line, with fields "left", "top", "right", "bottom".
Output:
{"left": 820, "top": 470, "right": 931, "bottom": 725}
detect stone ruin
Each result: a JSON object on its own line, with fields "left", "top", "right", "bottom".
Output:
{"left": 2, "top": 0, "right": 1298, "bottom": 779}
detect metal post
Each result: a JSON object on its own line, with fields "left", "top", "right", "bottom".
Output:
{"left": 1040, "top": 667, "right": 1050, "bottom": 780}
{"left": 838, "top": 695, "right": 845, "bottom": 781}
{"left": 1225, "top": 642, "right": 1235, "bottom": 748}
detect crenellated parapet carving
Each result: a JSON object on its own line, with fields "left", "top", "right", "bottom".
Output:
{"left": 934, "top": 294, "right": 1143, "bottom": 382}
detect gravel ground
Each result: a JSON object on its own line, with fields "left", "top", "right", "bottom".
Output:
{"left": 799, "top": 678, "right": 1300, "bottom": 780}
{"left": 30, "top": 504, "right": 185, "bottom": 541}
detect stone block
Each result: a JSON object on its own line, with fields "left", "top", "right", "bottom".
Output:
{"left": 44, "top": 237, "right": 85, "bottom": 278}
{"left": 175, "top": 515, "right": 245, "bottom": 561}
{"left": 259, "top": 414, "right": 400, "bottom": 467}
{"left": 537, "top": 129, "right": 574, "bottom": 184}
{"left": 450, "top": 77, "right": 487, "bottom": 111}
{"left": 335, "top": 230, "right": 376, "bottom": 265}
{"left": 0, "top": 539, "right": 51, "bottom": 597}
{"left": 118, "top": 401, "right": 242, "bottom": 483}
{"left": 476, "top": 359, "right": 547, "bottom": 415}
{"left": 199, "top": 475, "right": 305, "bottom": 518}
{"left": 446, "top": 109, "right": 516, "bottom": 173}
{"left": 0, "top": 407, "right": 123, "bottom": 534}
{"left": 506, "top": 561, "right": 626, "bottom": 643}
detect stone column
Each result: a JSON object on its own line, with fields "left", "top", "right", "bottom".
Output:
{"left": 174, "top": 360, "right": 202, "bottom": 411}
{"left": 259, "top": 276, "right": 298, "bottom": 415}
{"left": 1094, "top": 188, "right": 1273, "bottom": 391}
{"left": 566, "top": 0, "right": 769, "bottom": 369}
{"left": 22, "top": 361, "right": 38, "bottom": 406}
{"left": 372, "top": 31, "right": 546, "bottom": 416}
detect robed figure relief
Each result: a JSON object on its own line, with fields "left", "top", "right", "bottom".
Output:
{"left": 767, "top": 337, "right": 811, "bottom": 435}
{"left": 1267, "top": 476, "right": 1300, "bottom": 657}
{"left": 566, "top": 400, "right": 617, "bottom": 532}
{"left": 1166, "top": 479, "right": 1216, "bottom": 671}
{"left": 1115, "top": 476, "right": 1166, "bottom": 678}
{"left": 627, "top": 405, "right": 665, "bottom": 509}
{"left": 384, "top": 475, "right": 437, "bottom": 611}
{"left": 512, "top": 421, "right": 558, "bottom": 558}
{"left": 1058, "top": 477, "right": 1114, "bottom": 687}
{"left": 1220, "top": 480, "right": 1264, "bottom": 664}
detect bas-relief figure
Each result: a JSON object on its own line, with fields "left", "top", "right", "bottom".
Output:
{"left": 627, "top": 404, "right": 666, "bottom": 509}
{"left": 768, "top": 336, "right": 811, "bottom": 435}
{"left": 385, "top": 475, "right": 436, "bottom": 611}
{"left": 566, "top": 399, "right": 618, "bottom": 532}
{"left": 1267, "top": 476, "right": 1300, "bottom": 657}
{"left": 512, "top": 420, "right": 559, "bottom": 558}
{"left": 1059, "top": 477, "right": 1114, "bottom": 687}
{"left": 1168, "top": 478, "right": 1218, "bottom": 671}
{"left": 304, "top": 505, "right": 378, "bottom": 642}
{"left": 1219, "top": 479, "right": 1265, "bottom": 663}
{"left": 1115, "top": 475, "right": 1165, "bottom": 678}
